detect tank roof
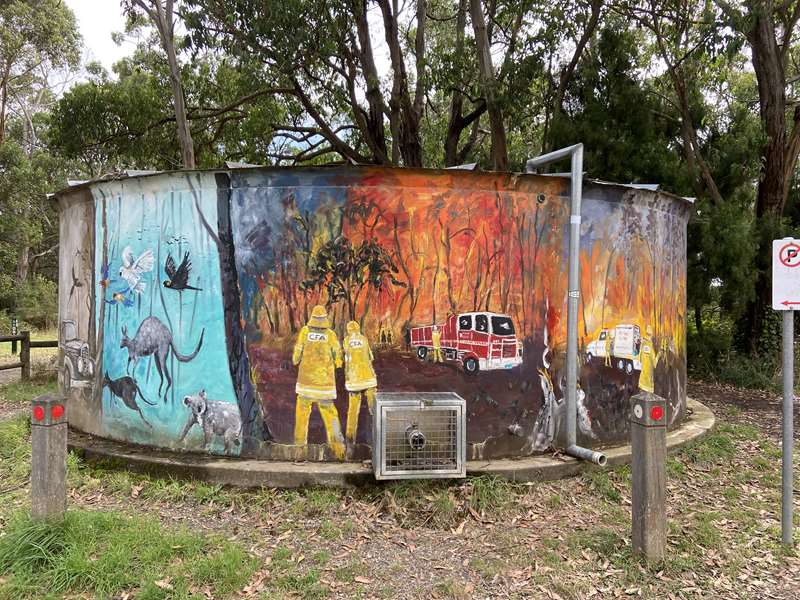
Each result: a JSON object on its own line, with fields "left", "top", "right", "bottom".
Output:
{"left": 51, "top": 164, "right": 694, "bottom": 205}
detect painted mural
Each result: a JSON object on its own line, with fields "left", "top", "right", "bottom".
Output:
{"left": 57, "top": 189, "right": 96, "bottom": 437}
{"left": 90, "top": 174, "right": 246, "bottom": 456}
{"left": 56, "top": 167, "right": 690, "bottom": 462}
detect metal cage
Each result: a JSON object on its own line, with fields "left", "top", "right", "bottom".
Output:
{"left": 372, "top": 392, "right": 466, "bottom": 480}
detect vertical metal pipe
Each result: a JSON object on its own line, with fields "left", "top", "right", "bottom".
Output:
{"left": 565, "top": 145, "right": 583, "bottom": 450}
{"left": 782, "top": 310, "right": 794, "bottom": 547}
{"left": 526, "top": 144, "right": 605, "bottom": 466}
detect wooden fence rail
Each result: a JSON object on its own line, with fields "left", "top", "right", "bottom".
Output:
{"left": 0, "top": 331, "right": 58, "bottom": 381}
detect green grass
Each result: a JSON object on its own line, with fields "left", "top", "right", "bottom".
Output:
{"left": 680, "top": 431, "right": 737, "bottom": 465}
{"left": 266, "top": 546, "right": 328, "bottom": 599}
{"left": 0, "top": 329, "right": 57, "bottom": 361}
{"left": 583, "top": 470, "right": 622, "bottom": 503}
{"left": 0, "top": 377, "right": 57, "bottom": 406}
{"left": 0, "top": 413, "right": 32, "bottom": 490}
{"left": 0, "top": 509, "right": 258, "bottom": 599}
{"left": 464, "top": 475, "right": 515, "bottom": 515}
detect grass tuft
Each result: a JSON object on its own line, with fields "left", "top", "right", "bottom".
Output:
{"left": 464, "top": 475, "right": 515, "bottom": 515}
{"left": 0, "top": 412, "right": 31, "bottom": 489}
{"left": 0, "top": 509, "right": 257, "bottom": 599}
{"left": 0, "top": 377, "right": 57, "bottom": 406}
{"left": 680, "top": 431, "right": 736, "bottom": 465}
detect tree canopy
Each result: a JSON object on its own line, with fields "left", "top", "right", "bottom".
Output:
{"left": 3, "top": 0, "right": 800, "bottom": 365}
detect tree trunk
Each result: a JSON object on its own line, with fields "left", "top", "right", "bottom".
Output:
{"left": 166, "top": 42, "right": 195, "bottom": 168}
{"left": 15, "top": 243, "right": 30, "bottom": 285}
{"left": 353, "top": 0, "right": 390, "bottom": 163}
{"left": 137, "top": 0, "right": 196, "bottom": 168}
{"left": 542, "top": 0, "right": 603, "bottom": 154}
{"left": 162, "top": 29, "right": 195, "bottom": 168}
{"left": 739, "top": 3, "right": 795, "bottom": 352}
{"left": 751, "top": 7, "right": 788, "bottom": 219}
{"left": 376, "top": 0, "right": 424, "bottom": 167}
{"left": 469, "top": 0, "right": 507, "bottom": 171}
{"left": 0, "top": 59, "right": 10, "bottom": 144}
{"left": 443, "top": 0, "right": 486, "bottom": 166}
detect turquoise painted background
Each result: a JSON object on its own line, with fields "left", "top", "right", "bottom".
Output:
{"left": 92, "top": 174, "right": 240, "bottom": 455}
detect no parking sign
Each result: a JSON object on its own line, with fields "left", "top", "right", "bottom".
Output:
{"left": 772, "top": 238, "right": 800, "bottom": 309}
{"left": 771, "top": 237, "right": 797, "bottom": 548}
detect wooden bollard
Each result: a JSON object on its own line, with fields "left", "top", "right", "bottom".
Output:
{"left": 30, "top": 394, "right": 68, "bottom": 520}
{"left": 630, "top": 391, "right": 667, "bottom": 561}
{"left": 20, "top": 330, "right": 30, "bottom": 382}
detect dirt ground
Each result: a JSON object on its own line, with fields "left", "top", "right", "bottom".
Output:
{"left": 688, "top": 379, "right": 800, "bottom": 437}
{"left": 2, "top": 377, "right": 798, "bottom": 599}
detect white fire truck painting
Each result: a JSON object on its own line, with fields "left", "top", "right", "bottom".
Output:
{"left": 585, "top": 324, "right": 642, "bottom": 373}
{"left": 410, "top": 312, "right": 523, "bottom": 374}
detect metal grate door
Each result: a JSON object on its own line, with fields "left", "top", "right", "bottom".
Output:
{"left": 373, "top": 392, "right": 466, "bottom": 480}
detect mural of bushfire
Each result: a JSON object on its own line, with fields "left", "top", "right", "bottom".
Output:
{"left": 55, "top": 167, "right": 690, "bottom": 461}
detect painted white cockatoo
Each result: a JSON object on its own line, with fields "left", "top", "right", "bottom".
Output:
{"left": 119, "top": 246, "right": 155, "bottom": 294}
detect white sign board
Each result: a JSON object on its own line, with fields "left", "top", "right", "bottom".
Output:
{"left": 772, "top": 238, "right": 800, "bottom": 310}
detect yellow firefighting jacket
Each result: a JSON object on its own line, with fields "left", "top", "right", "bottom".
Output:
{"left": 344, "top": 332, "right": 377, "bottom": 392}
{"left": 638, "top": 336, "right": 658, "bottom": 393}
{"left": 292, "top": 325, "right": 342, "bottom": 400}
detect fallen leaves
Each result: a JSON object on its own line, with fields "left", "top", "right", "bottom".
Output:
{"left": 153, "top": 578, "right": 173, "bottom": 591}
{"left": 241, "top": 569, "right": 271, "bottom": 596}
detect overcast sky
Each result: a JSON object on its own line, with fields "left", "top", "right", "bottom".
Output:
{"left": 65, "top": 0, "right": 133, "bottom": 74}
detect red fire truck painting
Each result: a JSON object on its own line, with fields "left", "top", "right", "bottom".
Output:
{"left": 410, "top": 312, "right": 523, "bottom": 374}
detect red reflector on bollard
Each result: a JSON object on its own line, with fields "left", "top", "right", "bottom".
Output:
{"left": 32, "top": 406, "right": 45, "bottom": 421}
{"left": 650, "top": 405, "right": 664, "bottom": 421}
{"left": 51, "top": 404, "right": 64, "bottom": 420}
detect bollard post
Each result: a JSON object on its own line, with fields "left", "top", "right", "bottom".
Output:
{"left": 20, "top": 330, "right": 30, "bottom": 382}
{"left": 630, "top": 391, "right": 667, "bottom": 561}
{"left": 30, "top": 393, "right": 68, "bottom": 520}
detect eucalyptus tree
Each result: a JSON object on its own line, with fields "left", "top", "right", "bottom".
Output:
{"left": 0, "top": 0, "right": 80, "bottom": 144}
{"left": 184, "top": 0, "right": 429, "bottom": 165}
{"left": 48, "top": 44, "right": 288, "bottom": 174}
{"left": 714, "top": 0, "right": 800, "bottom": 350}
{"left": 121, "top": 0, "right": 197, "bottom": 167}
{"left": 0, "top": 0, "right": 79, "bottom": 304}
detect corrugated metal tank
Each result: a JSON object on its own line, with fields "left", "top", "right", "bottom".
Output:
{"left": 55, "top": 166, "right": 690, "bottom": 461}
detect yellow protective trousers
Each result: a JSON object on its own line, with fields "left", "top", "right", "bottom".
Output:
{"left": 294, "top": 395, "right": 345, "bottom": 460}
{"left": 433, "top": 347, "right": 443, "bottom": 362}
{"left": 346, "top": 387, "right": 376, "bottom": 443}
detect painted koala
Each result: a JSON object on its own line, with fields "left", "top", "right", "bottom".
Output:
{"left": 179, "top": 390, "right": 242, "bottom": 454}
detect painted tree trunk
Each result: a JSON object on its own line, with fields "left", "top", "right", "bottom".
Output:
{"left": 215, "top": 173, "right": 273, "bottom": 450}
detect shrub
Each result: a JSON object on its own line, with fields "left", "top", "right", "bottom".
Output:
{"left": 14, "top": 275, "right": 58, "bottom": 330}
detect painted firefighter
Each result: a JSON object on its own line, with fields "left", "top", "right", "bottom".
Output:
{"left": 432, "top": 324, "right": 443, "bottom": 363}
{"left": 604, "top": 331, "right": 613, "bottom": 367}
{"left": 292, "top": 305, "right": 345, "bottom": 459}
{"left": 344, "top": 321, "right": 377, "bottom": 447}
{"left": 638, "top": 325, "right": 659, "bottom": 393}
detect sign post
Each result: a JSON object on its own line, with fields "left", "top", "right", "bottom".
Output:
{"left": 771, "top": 238, "right": 797, "bottom": 548}
{"left": 10, "top": 315, "right": 17, "bottom": 355}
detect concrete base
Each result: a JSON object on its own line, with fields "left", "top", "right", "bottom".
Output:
{"left": 67, "top": 398, "right": 715, "bottom": 488}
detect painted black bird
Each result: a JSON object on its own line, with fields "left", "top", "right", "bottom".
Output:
{"left": 163, "top": 252, "right": 202, "bottom": 292}
{"left": 68, "top": 264, "right": 85, "bottom": 304}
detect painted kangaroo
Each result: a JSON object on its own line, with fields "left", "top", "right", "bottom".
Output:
{"left": 120, "top": 316, "right": 205, "bottom": 401}
{"left": 102, "top": 373, "right": 156, "bottom": 428}
{"left": 179, "top": 390, "right": 242, "bottom": 454}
